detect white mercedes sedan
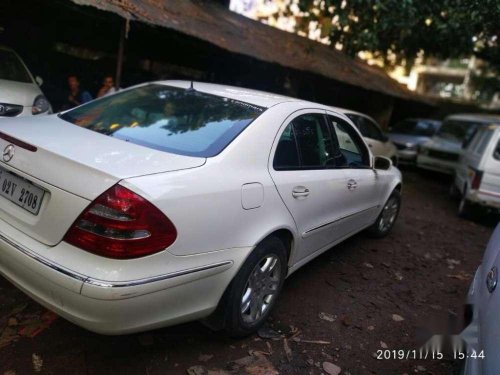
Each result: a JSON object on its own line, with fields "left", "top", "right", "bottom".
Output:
{"left": 0, "top": 81, "right": 402, "bottom": 336}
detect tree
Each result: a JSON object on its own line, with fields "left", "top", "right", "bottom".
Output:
{"left": 281, "top": 0, "right": 500, "bottom": 71}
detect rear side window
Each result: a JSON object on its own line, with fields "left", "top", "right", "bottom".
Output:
{"left": 475, "top": 130, "right": 493, "bottom": 155}
{"left": 494, "top": 139, "right": 500, "bottom": 160}
{"left": 273, "top": 114, "right": 334, "bottom": 170}
{"left": 347, "top": 114, "right": 384, "bottom": 141}
{"left": 328, "top": 115, "right": 370, "bottom": 168}
{"left": 60, "top": 84, "right": 264, "bottom": 157}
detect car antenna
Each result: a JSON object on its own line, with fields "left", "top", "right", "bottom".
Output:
{"left": 186, "top": 80, "right": 196, "bottom": 92}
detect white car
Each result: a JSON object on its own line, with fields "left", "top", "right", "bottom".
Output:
{"left": 461, "top": 224, "right": 500, "bottom": 375}
{"left": 417, "top": 114, "right": 499, "bottom": 175}
{"left": 453, "top": 123, "right": 500, "bottom": 217}
{"left": 341, "top": 110, "right": 398, "bottom": 165}
{"left": 0, "top": 45, "right": 52, "bottom": 117}
{"left": 0, "top": 81, "right": 402, "bottom": 335}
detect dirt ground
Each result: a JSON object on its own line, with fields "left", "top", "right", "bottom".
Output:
{"left": 0, "top": 168, "right": 497, "bottom": 375}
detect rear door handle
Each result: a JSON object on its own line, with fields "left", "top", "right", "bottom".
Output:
{"left": 347, "top": 179, "right": 357, "bottom": 190}
{"left": 292, "top": 186, "right": 310, "bottom": 198}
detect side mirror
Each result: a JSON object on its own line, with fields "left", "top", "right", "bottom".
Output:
{"left": 374, "top": 156, "right": 392, "bottom": 170}
{"left": 35, "top": 76, "right": 43, "bottom": 86}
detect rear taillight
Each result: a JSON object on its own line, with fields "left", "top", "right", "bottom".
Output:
{"left": 470, "top": 168, "right": 484, "bottom": 190}
{"left": 63, "top": 185, "right": 177, "bottom": 259}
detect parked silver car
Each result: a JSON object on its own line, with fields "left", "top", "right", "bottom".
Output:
{"left": 388, "top": 118, "right": 441, "bottom": 164}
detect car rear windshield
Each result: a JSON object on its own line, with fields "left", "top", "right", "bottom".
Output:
{"left": 391, "top": 120, "right": 440, "bottom": 136}
{"left": 59, "top": 84, "right": 265, "bottom": 157}
{"left": 0, "top": 50, "right": 32, "bottom": 83}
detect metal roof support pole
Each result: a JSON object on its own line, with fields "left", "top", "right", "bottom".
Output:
{"left": 115, "top": 18, "right": 128, "bottom": 90}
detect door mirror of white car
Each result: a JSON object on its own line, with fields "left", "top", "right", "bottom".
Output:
{"left": 374, "top": 156, "right": 392, "bottom": 170}
{"left": 35, "top": 76, "right": 43, "bottom": 86}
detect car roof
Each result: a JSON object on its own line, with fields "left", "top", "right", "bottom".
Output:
{"left": 155, "top": 80, "right": 353, "bottom": 114}
{"left": 445, "top": 113, "right": 500, "bottom": 124}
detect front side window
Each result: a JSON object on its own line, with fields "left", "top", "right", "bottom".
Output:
{"left": 328, "top": 116, "right": 370, "bottom": 168}
{"left": 60, "top": 84, "right": 264, "bottom": 157}
{"left": 347, "top": 114, "right": 384, "bottom": 141}
{"left": 0, "top": 50, "right": 32, "bottom": 83}
{"left": 273, "top": 114, "right": 334, "bottom": 170}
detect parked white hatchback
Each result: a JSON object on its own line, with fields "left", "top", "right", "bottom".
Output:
{"left": 453, "top": 123, "right": 500, "bottom": 217}
{"left": 0, "top": 81, "right": 402, "bottom": 336}
{"left": 341, "top": 110, "right": 398, "bottom": 165}
{"left": 417, "top": 114, "right": 499, "bottom": 174}
{"left": 0, "top": 45, "right": 52, "bottom": 117}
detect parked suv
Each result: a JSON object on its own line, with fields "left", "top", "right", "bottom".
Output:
{"left": 453, "top": 123, "right": 500, "bottom": 217}
{"left": 417, "top": 114, "right": 499, "bottom": 174}
{"left": 0, "top": 45, "right": 52, "bottom": 117}
{"left": 340, "top": 110, "right": 398, "bottom": 165}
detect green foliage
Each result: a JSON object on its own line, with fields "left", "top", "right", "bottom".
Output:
{"left": 292, "top": 0, "right": 500, "bottom": 70}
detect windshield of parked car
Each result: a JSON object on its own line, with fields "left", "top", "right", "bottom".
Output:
{"left": 60, "top": 84, "right": 265, "bottom": 157}
{"left": 391, "top": 120, "right": 439, "bottom": 136}
{"left": 0, "top": 50, "right": 32, "bottom": 83}
{"left": 436, "top": 119, "right": 481, "bottom": 142}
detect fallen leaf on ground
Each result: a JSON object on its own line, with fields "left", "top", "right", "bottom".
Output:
{"left": 292, "top": 338, "right": 331, "bottom": 344}
{"left": 32, "top": 353, "right": 43, "bottom": 373}
{"left": 18, "top": 311, "right": 58, "bottom": 338}
{"left": 392, "top": 314, "right": 405, "bottom": 322}
{"left": 364, "top": 262, "right": 374, "bottom": 269}
{"left": 257, "top": 326, "right": 281, "bottom": 340}
{"left": 187, "top": 365, "right": 207, "bottom": 375}
{"left": 0, "top": 327, "right": 19, "bottom": 349}
{"left": 318, "top": 312, "right": 336, "bottom": 322}
{"left": 283, "top": 338, "right": 293, "bottom": 362}
{"left": 322, "top": 361, "right": 341, "bottom": 375}
{"left": 380, "top": 341, "right": 388, "bottom": 349}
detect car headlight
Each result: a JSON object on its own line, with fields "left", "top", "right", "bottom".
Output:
{"left": 32, "top": 95, "right": 51, "bottom": 115}
{"left": 405, "top": 143, "right": 417, "bottom": 151}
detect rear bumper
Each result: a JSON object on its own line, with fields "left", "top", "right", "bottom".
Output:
{"left": 468, "top": 190, "right": 500, "bottom": 211}
{"left": 416, "top": 155, "right": 457, "bottom": 174}
{"left": 0, "top": 223, "right": 251, "bottom": 334}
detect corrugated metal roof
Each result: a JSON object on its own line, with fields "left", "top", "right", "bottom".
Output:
{"left": 70, "top": 0, "right": 432, "bottom": 103}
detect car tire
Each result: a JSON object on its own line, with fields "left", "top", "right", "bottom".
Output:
{"left": 222, "top": 236, "right": 287, "bottom": 338}
{"left": 458, "top": 194, "right": 474, "bottom": 219}
{"left": 449, "top": 182, "right": 460, "bottom": 199}
{"left": 367, "top": 190, "right": 401, "bottom": 238}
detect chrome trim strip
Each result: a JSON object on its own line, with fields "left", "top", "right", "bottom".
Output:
{"left": 0, "top": 232, "right": 232, "bottom": 289}
{"left": 84, "top": 261, "right": 233, "bottom": 288}
{"left": 303, "top": 205, "right": 380, "bottom": 235}
{"left": 0, "top": 233, "right": 88, "bottom": 282}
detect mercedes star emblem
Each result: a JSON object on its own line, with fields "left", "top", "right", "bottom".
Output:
{"left": 3, "top": 144, "right": 15, "bottom": 163}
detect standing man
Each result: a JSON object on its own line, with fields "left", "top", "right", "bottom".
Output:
{"left": 61, "top": 75, "right": 93, "bottom": 110}
{"left": 97, "top": 75, "right": 117, "bottom": 98}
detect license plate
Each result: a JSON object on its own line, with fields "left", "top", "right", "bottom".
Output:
{"left": 0, "top": 166, "right": 45, "bottom": 215}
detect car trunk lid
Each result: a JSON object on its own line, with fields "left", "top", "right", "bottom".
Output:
{"left": 0, "top": 115, "right": 205, "bottom": 245}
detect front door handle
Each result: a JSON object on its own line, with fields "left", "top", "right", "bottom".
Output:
{"left": 292, "top": 186, "right": 310, "bottom": 198}
{"left": 347, "top": 179, "right": 358, "bottom": 190}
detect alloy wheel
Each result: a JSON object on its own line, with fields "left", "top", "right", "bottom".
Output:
{"left": 240, "top": 254, "right": 282, "bottom": 325}
{"left": 378, "top": 197, "right": 399, "bottom": 232}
